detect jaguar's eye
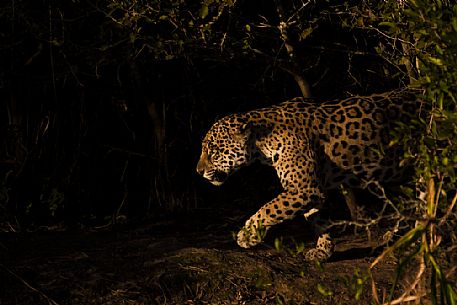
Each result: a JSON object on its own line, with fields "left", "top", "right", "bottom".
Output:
{"left": 208, "top": 152, "right": 216, "bottom": 161}
{"left": 211, "top": 150, "right": 222, "bottom": 160}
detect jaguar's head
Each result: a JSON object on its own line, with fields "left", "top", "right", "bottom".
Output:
{"left": 196, "top": 116, "right": 252, "bottom": 186}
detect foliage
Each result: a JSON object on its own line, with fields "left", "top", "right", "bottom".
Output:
{"left": 337, "top": 1, "right": 457, "bottom": 303}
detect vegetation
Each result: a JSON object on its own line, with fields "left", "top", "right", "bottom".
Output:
{"left": 1, "top": 0, "right": 456, "bottom": 303}
{"left": 354, "top": 1, "right": 457, "bottom": 303}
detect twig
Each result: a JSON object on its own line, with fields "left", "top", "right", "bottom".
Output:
{"left": 1, "top": 264, "right": 60, "bottom": 305}
{"left": 382, "top": 295, "right": 422, "bottom": 305}
{"left": 382, "top": 256, "right": 426, "bottom": 305}
{"left": 274, "top": 0, "right": 311, "bottom": 98}
{"left": 438, "top": 192, "right": 457, "bottom": 226}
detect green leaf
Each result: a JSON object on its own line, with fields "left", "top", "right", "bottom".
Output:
{"left": 200, "top": 5, "right": 209, "bottom": 19}
{"left": 379, "top": 21, "right": 397, "bottom": 28}
{"left": 435, "top": 45, "right": 444, "bottom": 55}
{"left": 447, "top": 283, "right": 457, "bottom": 305}
{"left": 394, "top": 224, "right": 425, "bottom": 249}
{"left": 428, "top": 56, "right": 444, "bottom": 66}
{"left": 317, "top": 283, "right": 333, "bottom": 296}
{"left": 274, "top": 238, "right": 282, "bottom": 251}
{"left": 452, "top": 17, "right": 457, "bottom": 32}
{"left": 299, "top": 27, "right": 314, "bottom": 41}
{"left": 404, "top": 8, "right": 419, "bottom": 18}
{"left": 355, "top": 278, "right": 364, "bottom": 300}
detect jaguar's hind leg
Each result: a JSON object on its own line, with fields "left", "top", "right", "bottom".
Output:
{"left": 304, "top": 233, "right": 334, "bottom": 262}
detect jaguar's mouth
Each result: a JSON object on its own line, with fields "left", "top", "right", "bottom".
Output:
{"left": 204, "top": 170, "right": 228, "bottom": 186}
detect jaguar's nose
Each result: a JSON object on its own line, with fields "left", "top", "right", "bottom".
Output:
{"left": 196, "top": 160, "right": 205, "bottom": 176}
{"left": 196, "top": 151, "right": 208, "bottom": 176}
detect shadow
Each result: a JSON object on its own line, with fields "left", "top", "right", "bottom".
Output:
{"left": 329, "top": 245, "right": 385, "bottom": 262}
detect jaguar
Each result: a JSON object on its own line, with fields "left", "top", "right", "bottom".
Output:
{"left": 196, "top": 91, "right": 419, "bottom": 261}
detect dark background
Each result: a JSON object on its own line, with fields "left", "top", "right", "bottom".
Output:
{"left": 0, "top": 0, "right": 406, "bottom": 230}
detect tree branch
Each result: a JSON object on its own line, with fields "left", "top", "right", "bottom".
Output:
{"left": 275, "top": 0, "right": 311, "bottom": 98}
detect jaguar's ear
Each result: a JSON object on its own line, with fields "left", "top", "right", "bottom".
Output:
{"left": 238, "top": 121, "right": 273, "bottom": 140}
{"left": 232, "top": 121, "right": 252, "bottom": 141}
{"left": 240, "top": 121, "right": 253, "bottom": 134}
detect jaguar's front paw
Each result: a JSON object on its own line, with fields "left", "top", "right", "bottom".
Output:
{"left": 236, "top": 220, "right": 266, "bottom": 248}
{"left": 304, "top": 233, "right": 334, "bottom": 262}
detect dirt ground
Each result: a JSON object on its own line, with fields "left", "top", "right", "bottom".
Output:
{"left": 3, "top": 203, "right": 455, "bottom": 305}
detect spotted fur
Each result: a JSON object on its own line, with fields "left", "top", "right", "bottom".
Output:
{"left": 196, "top": 92, "right": 419, "bottom": 261}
